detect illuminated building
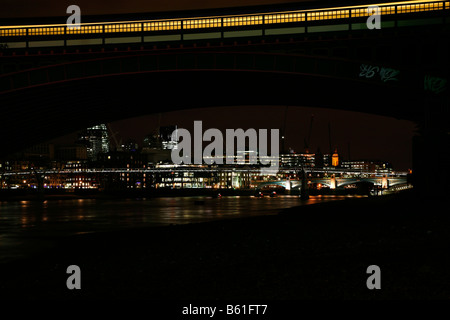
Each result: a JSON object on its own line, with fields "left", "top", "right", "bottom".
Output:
{"left": 280, "top": 153, "right": 315, "bottom": 168}
{"left": 78, "top": 124, "right": 110, "bottom": 161}
{"left": 218, "top": 169, "right": 251, "bottom": 189}
{"left": 61, "top": 161, "right": 99, "bottom": 189}
{"left": 341, "top": 160, "right": 393, "bottom": 174}
{"left": 159, "top": 125, "right": 178, "bottom": 150}
{"left": 332, "top": 148, "right": 339, "bottom": 167}
{"left": 154, "top": 165, "right": 219, "bottom": 189}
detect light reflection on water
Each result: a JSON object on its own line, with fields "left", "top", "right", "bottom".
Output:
{"left": 0, "top": 195, "right": 362, "bottom": 262}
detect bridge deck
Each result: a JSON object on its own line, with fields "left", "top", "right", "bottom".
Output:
{"left": 1, "top": 0, "right": 448, "bottom": 49}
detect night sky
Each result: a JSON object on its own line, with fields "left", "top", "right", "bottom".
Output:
{"left": 1, "top": 0, "right": 314, "bottom": 19}
{"left": 3, "top": 0, "right": 416, "bottom": 170}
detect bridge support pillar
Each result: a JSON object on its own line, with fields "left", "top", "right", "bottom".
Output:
{"left": 412, "top": 93, "right": 449, "bottom": 196}
{"left": 381, "top": 175, "right": 389, "bottom": 189}
{"left": 330, "top": 175, "right": 336, "bottom": 189}
{"left": 300, "top": 170, "right": 309, "bottom": 200}
{"left": 34, "top": 171, "right": 45, "bottom": 201}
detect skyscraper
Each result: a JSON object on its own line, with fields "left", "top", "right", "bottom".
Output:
{"left": 77, "top": 124, "right": 110, "bottom": 161}
{"left": 159, "top": 125, "right": 178, "bottom": 150}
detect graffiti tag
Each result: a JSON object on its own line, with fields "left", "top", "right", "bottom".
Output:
{"left": 424, "top": 75, "right": 447, "bottom": 94}
{"left": 359, "top": 64, "right": 399, "bottom": 82}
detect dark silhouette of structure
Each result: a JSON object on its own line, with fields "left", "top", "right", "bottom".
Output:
{"left": 0, "top": 1, "right": 448, "bottom": 194}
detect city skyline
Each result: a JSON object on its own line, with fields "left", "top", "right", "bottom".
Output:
{"left": 48, "top": 105, "right": 415, "bottom": 171}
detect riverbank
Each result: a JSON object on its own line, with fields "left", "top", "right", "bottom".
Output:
{"left": 0, "top": 190, "right": 448, "bottom": 300}
{"left": 0, "top": 187, "right": 372, "bottom": 201}
{"left": 0, "top": 188, "right": 255, "bottom": 201}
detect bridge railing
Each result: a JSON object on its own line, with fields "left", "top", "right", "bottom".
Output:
{"left": 0, "top": 0, "right": 448, "bottom": 49}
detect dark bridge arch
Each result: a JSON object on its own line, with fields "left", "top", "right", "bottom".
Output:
{"left": 0, "top": 51, "right": 425, "bottom": 157}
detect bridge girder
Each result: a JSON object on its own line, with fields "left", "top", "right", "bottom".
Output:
{"left": 0, "top": 51, "right": 427, "bottom": 157}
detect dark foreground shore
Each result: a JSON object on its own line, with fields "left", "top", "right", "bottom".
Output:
{"left": 0, "top": 191, "right": 449, "bottom": 300}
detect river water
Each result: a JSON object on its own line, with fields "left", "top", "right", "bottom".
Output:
{"left": 0, "top": 195, "right": 361, "bottom": 262}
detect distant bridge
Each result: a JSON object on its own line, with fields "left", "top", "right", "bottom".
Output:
{"left": 256, "top": 176, "right": 408, "bottom": 189}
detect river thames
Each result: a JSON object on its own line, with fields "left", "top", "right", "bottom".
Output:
{"left": 0, "top": 195, "right": 361, "bottom": 262}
